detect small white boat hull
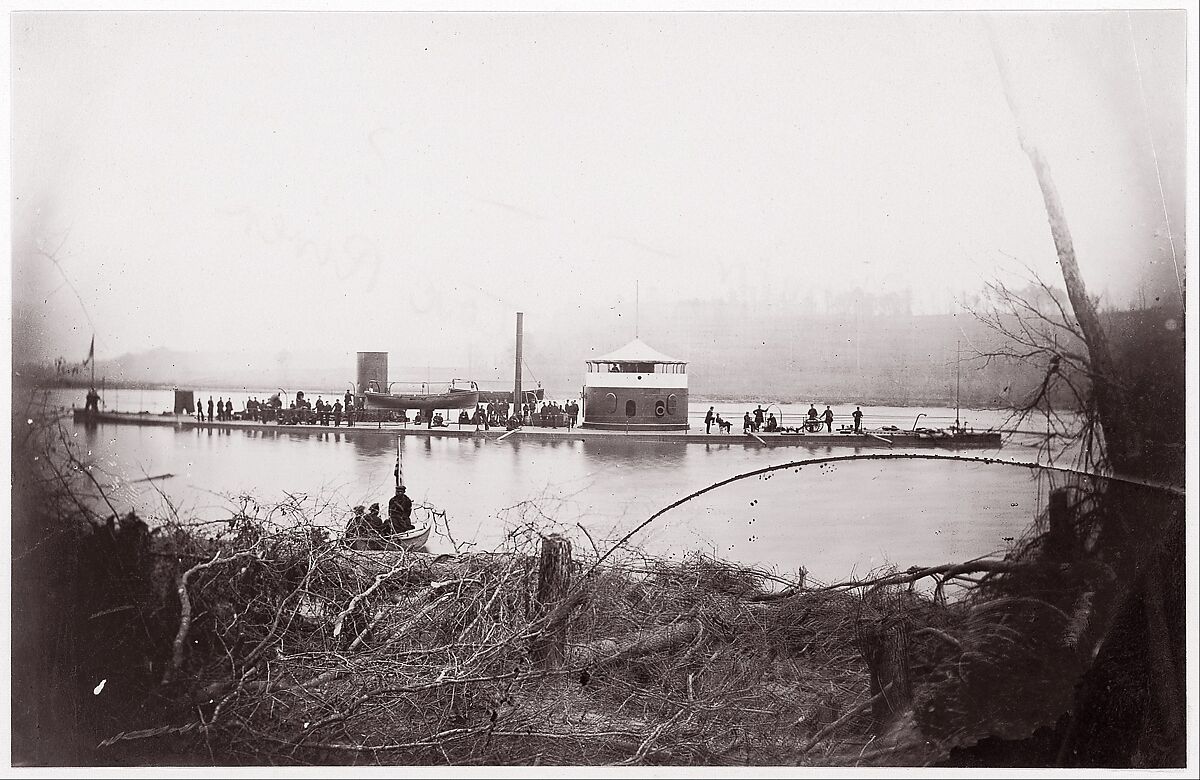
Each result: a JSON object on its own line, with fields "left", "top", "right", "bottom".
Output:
{"left": 345, "top": 522, "right": 432, "bottom": 551}
{"left": 393, "top": 523, "right": 431, "bottom": 550}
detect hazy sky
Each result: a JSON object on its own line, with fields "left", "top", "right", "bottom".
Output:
{"left": 10, "top": 9, "right": 1188, "bottom": 365}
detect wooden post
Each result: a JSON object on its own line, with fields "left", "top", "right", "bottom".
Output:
{"left": 1045, "top": 488, "right": 1075, "bottom": 562}
{"left": 532, "top": 534, "right": 572, "bottom": 670}
{"left": 859, "top": 613, "right": 912, "bottom": 733}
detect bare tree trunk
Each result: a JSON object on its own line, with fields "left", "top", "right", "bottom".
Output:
{"left": 981, "top": 28, "right": 1185, "bottom": 767}
{"left": 986, "top": 27, "right": 1131, "bottom": 474}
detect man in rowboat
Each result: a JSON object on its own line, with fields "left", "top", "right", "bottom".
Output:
{"left": 388, "top": 486, "right": 414, "bottom": 534}
{"left": 344, "top": 504, "right": 390, "bottom": 549}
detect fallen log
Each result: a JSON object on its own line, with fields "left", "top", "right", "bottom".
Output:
{"left": 568, "top": 620, "right": 702, "bottom": 669}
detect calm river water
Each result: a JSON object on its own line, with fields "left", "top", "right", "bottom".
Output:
{"left": 30, "top": 387, "right": 1053, "bottom": 585}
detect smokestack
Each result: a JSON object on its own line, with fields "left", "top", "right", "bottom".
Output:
{"left": 357, "top": 351, "right": 388, "bottom": 396}
{"left": 513, "top": 312, "right": 523, "bottom": 411}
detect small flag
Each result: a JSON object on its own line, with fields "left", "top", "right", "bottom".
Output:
{"left": 84, "top": 335, "right": 95, "bottom": 366}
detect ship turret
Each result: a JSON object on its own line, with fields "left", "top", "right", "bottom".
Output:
{"left": 580, "top": 338, "right": 688, "bottom": 431}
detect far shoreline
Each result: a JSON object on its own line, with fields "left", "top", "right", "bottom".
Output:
{"left": 19, "top": 377, "right": 1024, "bottom": 414}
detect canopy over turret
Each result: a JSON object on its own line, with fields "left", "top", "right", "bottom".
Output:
{"left": 593, "top": 338, "right": 685, "bottom": 365}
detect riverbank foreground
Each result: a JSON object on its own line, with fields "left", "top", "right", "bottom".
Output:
{"left": 13, "top": 413, "right": 1184, "bottom": 767}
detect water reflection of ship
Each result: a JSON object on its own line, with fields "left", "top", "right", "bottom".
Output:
{"left": 578, "top": 438, "right": 688, "bottom": 467}
{"left": 347, "top": 435, "right": 401, "bottom": 458}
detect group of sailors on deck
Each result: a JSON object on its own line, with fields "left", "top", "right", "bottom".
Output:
{"left": 296, "top": 393, "right": 357, "bottom": 426}
{"left": 195, "top": 396, "right": 245, "bottom": 422}
{"left": 180, "top": 391, "right": 586, "bottom": 430}
{"left": 191, "top": 390, "right": 359, "bottom": 425}
{"left": 452, "top": 400, "right": 581, "bottom": 431}
{"left": 705, "top": 404, "right": 867, "bottom": 434}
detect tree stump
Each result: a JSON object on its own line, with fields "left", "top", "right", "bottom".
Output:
{"left": 531, "top": 534, "right": 572, "bottom": 670}
{"left": 859, "top": 613, "right": 912, "bottom": 733}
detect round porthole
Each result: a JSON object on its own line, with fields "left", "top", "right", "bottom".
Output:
{"left": 654, "top": 400, "right": 666, "bottom": 417}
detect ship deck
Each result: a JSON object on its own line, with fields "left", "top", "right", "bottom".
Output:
{"left": 71, "top": 409, "right": 1003, "bottom": 448}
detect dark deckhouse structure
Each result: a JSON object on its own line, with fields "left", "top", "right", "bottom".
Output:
{"left": 580, "top": 338, "right": 689, "bottom": 431}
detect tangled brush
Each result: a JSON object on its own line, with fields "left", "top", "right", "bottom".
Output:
{"left": 94, "top": 499, "right": 894, "bottom": 766}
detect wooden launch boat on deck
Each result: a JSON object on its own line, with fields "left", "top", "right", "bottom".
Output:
{"left": 362, "top": 385, "right": 479, "bottom": 412}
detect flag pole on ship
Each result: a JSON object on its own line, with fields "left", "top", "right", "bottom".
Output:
{"left": 394, "top": 436, "right": 403, "bottom": 489}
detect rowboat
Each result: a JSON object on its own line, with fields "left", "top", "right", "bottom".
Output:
{"left": 393, "top": 522, "right": 431, "bottom": 550}
{"left": 345, "top": 523, "right": 431, "bottom": 551}
{"left": 363, "top": 387, "right": 479, "bottom": 411}
{"left": 877, "top": 427, "right": 1003, "bottom": 447}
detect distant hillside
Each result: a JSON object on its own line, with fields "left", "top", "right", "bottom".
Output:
{"left": 14, "top": 347, "right": 465, "bottom": 396}
{"left": 16, "top": 302, "right": 1175, "bottom": 409}
{"left": 510, "top": 304, "right": 1029, "bottom": 408}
